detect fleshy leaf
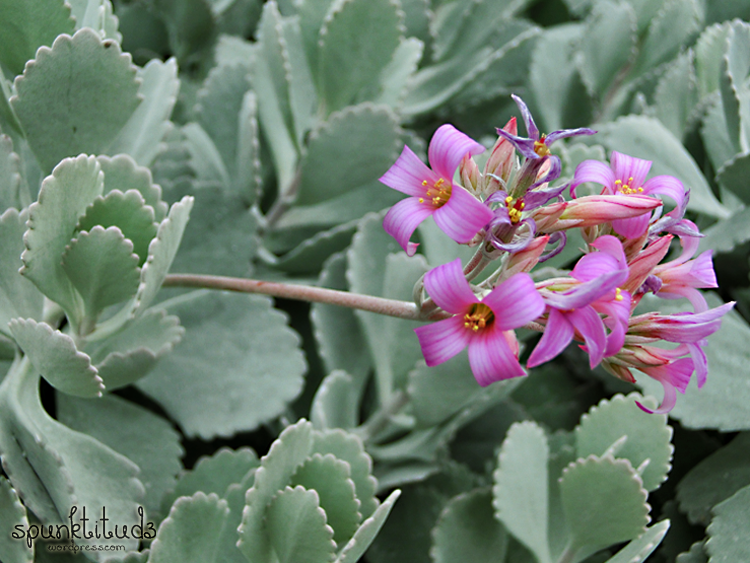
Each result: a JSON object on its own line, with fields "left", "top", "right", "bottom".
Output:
{"left": 575, "top": 393, "right": 674, "bottom": 492}
{"left": 317, "top": 0, "right": 402, "bottom": 114}
{"left": 10, "top": 29, "right": 141, "bottom": 173}
{"left": 716, "top": 151, "right": 750, "bottom": 205}
{"left": 8, "top": 318, "right": 104, "bottom": 398}
{"left": 311, "top": 370, "right": 359, "bottom": 430}
{"left": 56, "top": 393, "right": 183, "bottom": 519}
{"left": 21, "top": 155, "right": 104, "bottom": 324}
{"left": 97, "top": 154, "right": 168, "bottom": 222}
{"left": 431, "top": 488, "right": 508, "bottom": 563}
{"left": 0, "top": 134, "right": 28, "bottom": 211}
{"left": 290, "top": 453, "right": 361, "bottom": 545}
{"left": 0, "top": 209, "right": 44, "bottom": 339}
{"left": 0, "top": 476, "right": 32, "bottom": 563}
{"left": 706, "top": 484, "right": 750, "bottom": 562}
{"left": 603, "top": 520, "right": 670, "bottom": 563}
{"left": 136, "top": 291, "right": 306, "bottom": 438}
{"left": 335, "top": 489, "right": 400, "bottom": 563}
{"left": 266, "top": 486, "right": 337, "bottom": 563}
{"left": 654, "top": 51, "right": 699, "bottom": 140}
{"left": 61, "top": 226, "right": 141, "bottom": 323}
{"left": 0, "top": 0, "right": 75, "bottom": 76}
{"left": 676, "top": 433, "right": 750, "bottom": 525}
{"left": 107, "top": 58, "right": 180, "bottom": 167}
{"left": 149, "top": 492, "right": 230, "bottom": 563}
{"left": 559, "top": 456, "right": 650, "bottom": 559}
{"left": 493, "top": 421, "right": 552, "bottom": 563}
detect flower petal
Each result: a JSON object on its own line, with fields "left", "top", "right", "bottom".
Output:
{"left": 543, "top": 127, "right": 597, "bottom": 145}
{"left": 544, "top": 271, "right": 625, "bottom": 311}
{"left": 611, "top": 151, "right": 652, "bottom": 187}
{"left": 611, "top": 213, "right": 651, "bottom": 239}
{"left": 568, "top": 306, "right": 608, "bottom": 367}
{"left": 511, "top": 94, "right": 539, "bottom": 140}
{"left": 433, "top": 186, "right": 494, "bottom": 243}
{"left": 495, "top": 128, "right": 538, "bottom": 159}
{"left": 527, "top": 308, "right": 575, "bottom": 367}
{"left": 383, "top": 197, "right": 435, "bottom": 256}
{"left": 414, "top": 316, "right": 471, "bottom": 366}
{"left": 643, "top": 175, "right": 686, "bottom": 209}
{"left": 572, "top": 160, "right": 616, "bottom": 194}
{"left": 638, "top": 357, "right": 694, "bottom": 414}
{"left": 483, "top": 272, "right": 545, "bottom": 330}
{"left": 467, "top": 326, "right": 525, "bottom": 386}
{"left": 428, "top": 124, "right": 485, "bottom": 181}
{"left": 423, "top": 258, "right": 478, "bottom": 314}
{"left": 687, "top": 342, "right": 708, "bottom": 388}
{"left": 380, "top": 145, "right": 437, "bottom": 196}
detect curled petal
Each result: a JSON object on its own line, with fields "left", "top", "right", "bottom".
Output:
{"left": 643, "top": 175, "right": 686, "bottom": 210}
{"left": 687, "top": 342, "right": 708, "bottom": 388}
{"left": 568, "top": 306, "right": 608, "bottom": 367}
{"left": 428, "top": 124, "right": 485, "bottom": 181}
{"left": 495, "top": 127, "right": 539, "bottom": 159}
{"left": 483, "top": 273, "right": 545, "bottom": 330}
{"left": 383, "top": 197, "right": 436, "bottom": 256}
{"left": 423, "top": 258, "right": 478, "bottom": 314}
{"left": 528, "top": 156, "right": 562, "bottom": 190}
{"left": 690, "top": 250, "right": 718, "bottom": 287}
{"left": 637, "top": 358, "right": 694, "bottom": 414}
{"left": 467, "top": 326, "right": 525, "bottom": 386}
{"left": 590, "top": 235, "right": 628, "bottom": 269}
{"left": 572, "top": 160, "right": 616, "bottom": 195}
{"left": 488, "top": 218, "right": 537, "bottom": 253}
{"left": 414, "top": 316, "right": 471, "bottom": 366}
{"left": 524, "top": 183, "right": 568, "bottom": 210}
{"left": 543, "top": 271, "right": 625, "bottom": 310}
{"left": 527, "top": 308, "right": 574, "bottom": 367}
{"left": 511, "top": 94, "right": 539, "bottom": 140}
{"left": 657, "top": 287, "right": 709, "bottom": 313}
{"left": 544, "top": 127, "right": 597, "bottom": 145}
{"left": 433, "top": 186, "right": 494, "bottom": 243}
{"left": 611, "top": 151, "right": 652, "bottom": 188}
{"left": 380, "top": 145, "right": 437, "bottom": 196}
{"left": 611, "top": 213, "right": 652, "bottom": 239}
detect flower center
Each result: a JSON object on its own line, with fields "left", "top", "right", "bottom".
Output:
{"left": 615, "top": 287, "right": 624, "bottom": 302}
{"left": 419, "top": 178, "right": 452, "bottom": 207}
{"left": 615, "top": 177, "right": 644, "bottom": 195}
{"left": 504, "top": 196, "right": 526, "bottom": 224}
{"left": 464, "top": 303, "right": 495, "bottom": 332}
{"left": 533, "top": 134, "right": 551, "bottom": 157}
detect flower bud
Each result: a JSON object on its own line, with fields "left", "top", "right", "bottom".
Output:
{"left": 460, "top": 154, "right": 481, "bottom": 194}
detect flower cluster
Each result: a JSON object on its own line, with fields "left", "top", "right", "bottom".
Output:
{"left": 379, "top": 95, "right": 733, "bottom": 414}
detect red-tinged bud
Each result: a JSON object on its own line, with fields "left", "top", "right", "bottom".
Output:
{"left": 601, "top": 360, "right": 636, "bottom": 383}
{"left": 530, "top": 201, "right": 569, "bottom": 232}
{"left": 622, "top": 235, "right": 672, "bottom": 294}
{"left": 559, "top": 194, "right": 662, "bottom": 226}
{"left": 460, "top": 154, "right": 480, "bottom": 194}
{"left": 502, "top": 235, "right": 550, "bottom": 280}
{"left": 621, "top": 230, "right": 650, "bottom": 262}
{"left": 484, "top": 117, "right": 517, "bottom": 189}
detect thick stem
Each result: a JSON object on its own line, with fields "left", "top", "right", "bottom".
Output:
{"left": 164, "top": 274, "right": 427, "bottom": 320}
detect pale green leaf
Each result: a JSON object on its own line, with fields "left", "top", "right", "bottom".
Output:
{"left": 0, "top": 0, "right": 75, "bottom": 76}
{"left": 107, "top": 58, "right": 180, "bottom": 167}
{"left": 8, "top": 318, "right": 103, "bottom": 397}
{"left": 676, "top": 433, "right": 750, "bottom": 525}
{"left": 701, "top": 93, "right": 737, "bottom": 173}
{"left": 335, "top": 489, "right": 400, "bottom": 563}
{"left": 0, "top": 134, "right": 28, "bottom": 211}
{"left": 238, "top": 420, "right": 315, "bottom": 563}
{"left": 694, "top": 23, "right": 731, "bottom": 98}
{"left": 579, "top": 1, "right": 636, "bottom": 98}
{"left": 716, "top": 151, "right": 750, "bottom": 204}
{"left": 723, "top": 21, "right": 750, "bottom": 152}
{"left": 560, "top": 456, "right": 650, "bottom": 558}
{"left": 294, "top": 103, "right": 401, "bottom": 206}
{"left": 21, "top": 155, "right": 103, "bottom": 322}
{"left": 0, "top": 477, "right": 32, "bottom": 563}
{"left": 493, "top": 421, "right": 552, "bottom": 563}
{"left": 318, "top": 0, "right": 402, "bottom": 114}
{"left": 182, "top": 122, "right": 230, "bottom": 188}
{"left": 149, "top": 492, "right": 230, "bottom": 563}
{"left": 603, "top": 520, "right": 670, "bottom": 563}
{"left": 215, "top": 34, "right": 255, "bottom": 68}
{"left": 268, "top": 219, "right": 358, "bottom": 275}
{"left": 375, "top": 38, "right": 424, "bottom": 108}
{"left": 311, "top": 371, "right": 359, "bottom": 430}
{"left": 654, "top": 51, "right": 699, "bottom": 140}
{"left": 0, "top": 209, "right": 43, "bottom": 339}
{"left": 136, "top": 291, "right": 306, "bottom": 438}
{"left": 431, "top": 488, "right": 508, "bottom": 563}
{"left": 266, "top": 486, "right": 337, "bottom": 563}
{"left": 68, "top": 0, "right": 122, "bottom": 42}
{"left": 97, "top": 154, "right": 168, "bottom": 222}
{"left": 676, "top": 541, "right": 707, "bottom": 563}
{"left": 297, "top": 0, "right": 335, "bottom": 75}
{"left": 235, "top": 90, "right": 262, "bottom": 204}
{"left": 595, "top": 115, "right": 729, "bottom": 219}
{"left": 290, "top": 453, "right": 361, "bottom": 544}
{"left": 62, "top": 226, "right": 141, "bottom": 322}
{"left": 56, "top": 393, "right": 183, "bottom": 519}
{"left": 706, "top": 484, "right": 750, "bottom": 563}
{"left": 575, "top": 393, "right": 674, "bottom": 492}
{"left": 281, "top": 14, "right": 318, "bottom": 145}
{"left": 10, "top": 29, "right": 141, "bottom": 173}
{"left": 698, "top": 206, "right": 750, "bottom": 254}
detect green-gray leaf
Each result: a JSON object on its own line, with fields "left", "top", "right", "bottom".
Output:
{"left": 335, "top": 489, "right": 400, "bottom": 563}
{"left": 8, "top": 318, "right": 103, "bottom": 397}
{"left": 0, "top": 477, "right": 32, "bottom": 563}
{"left": 706, "top": 484, "right": 750, "bottom": 562}
{"left": 0, "top": 134, "right": 29, "bottom": 211}
{"left": 311, "top": 371, "right": 359, "bottom": 430}
{"left": 97, "top": 154, "right": 168, "bottom": 222}
{"left": 493, "top": 421, "right": 551, "bottom": 563}
{"left": 10, "top": 29, "right": 141, "bottom": 173}
{"left": 136, "top": 291, "right": 306, "bottom": 438}
{"left": 0, "top": 0, "right": 75, "bottom": 76}
{"left": 604, "top": 520, "right": 670, "bottom": 563}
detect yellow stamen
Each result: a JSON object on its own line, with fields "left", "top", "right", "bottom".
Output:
{"left": 422, "top": 177, "right": 452, "bottom": 208}
{"left": 422, "top": 180, "right": 428, "bottom": 186}
{"left": 615, "top": 288, "right": 624, "bottom": 302}
{"left": 463, "top": 303, "right": 494, "bottom": 332}
{"left": 419, "top": 198, "right": 424, "bottom": 203}
{"left": 505, "top": 196, "right": 513, "bottom": 204}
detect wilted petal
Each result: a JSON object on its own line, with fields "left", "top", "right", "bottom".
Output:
{"left": 467, "top": 326, "right": 525, "bottom": 386}
{"left": 433, "top": 186, "right": 494, "bottom": 243}
{"left": 383, "top": 197, "right": 435, "bottom": 256}
{"left": 483, "top": 273, "right": 545, "bottom": 330}
{"left": 611, "top": 151, "right": 652, "bottom": 187}
{"left": 380, "top": 145, "right": 437, "bottom": 196}
{"left": 414, "top": 316, "right": 471, "bottom": 366}
{"left": 423, "top": 258, "right": 478, "bottom": 314}
{"left": 568, "top": 306, "right": 608, "bottom": 367}
{"left": 527, "top": 308, "right": 575, "bottom": 367}
{"left": 428, "top": 124, "right": 485, "bottom": 181}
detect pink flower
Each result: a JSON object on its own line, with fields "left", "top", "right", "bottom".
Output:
{"left": 414, "top": 259, "right": 544, "bottom": 386}
{"left": 637, "top": 359, "right": 694, "bottom": 414}
{"left": 572, "top": 151, "right": 686, "bottom": 238}
{"left": 380, "top": 125, "right": 494, "bottom": 256}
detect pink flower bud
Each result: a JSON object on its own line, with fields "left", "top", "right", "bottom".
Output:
{"left": 502, "top": 235, "right": 550, "bottom": 279}
{"left": 622, "top": 235, "right": 672, "bottom": 294}
{"left": 484, "top": 117, "right": 517, "bottom": 189}
{"left": 560, "top": 194, "right": 662, "bottom": 226}
{"left": 460, "top": 154, "right": 480, "bottom": 194}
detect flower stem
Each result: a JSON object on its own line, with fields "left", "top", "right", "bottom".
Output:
{"left": 163, "top": 274, "right": 430, "bottom": 320}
